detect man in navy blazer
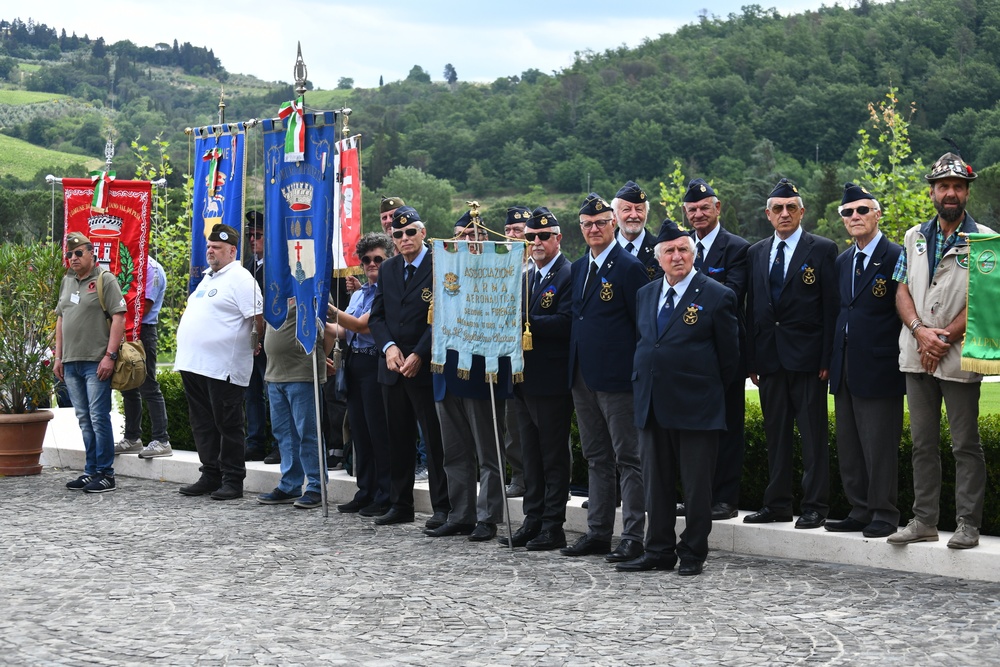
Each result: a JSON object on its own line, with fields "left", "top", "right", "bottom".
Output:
{"left": 826, "top": 183, "right": 905, "bottom": 539}
{"left": 498, "top": 207, "right": 575, "bottom": 551}
{"left": 562, "top": 193, "right": 649, "bottom": 562}
{"left": 618, "top": 220, "right": 738, "bottom": 575}
{"left": 612, "top": 180, "right": 661, "bottom": 281}
{"left": 369, "top": 206, "right": 450, "bottom": 527}
{"left": 683, "top": 178, "right": 751, "bottom": 520}
{"left": 744, "top": 178, "right": 839, "bottom": 529}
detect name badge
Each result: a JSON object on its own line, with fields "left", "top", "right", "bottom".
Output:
{"left": 70, "top": 292, "right": 80, "bottom": 304}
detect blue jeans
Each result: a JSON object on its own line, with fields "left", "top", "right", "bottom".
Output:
{"left": 268, "top": 381, "right": 323, "bottom": 495}
{"left": 63, "top": 361, "right": 114, "bottom": 476}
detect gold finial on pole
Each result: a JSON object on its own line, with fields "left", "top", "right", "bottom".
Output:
{"left": 218, "top": 86, "right": 226, "bottom": 124}
{"left": 293, "top": 42, "right": 308, "bottom": 99}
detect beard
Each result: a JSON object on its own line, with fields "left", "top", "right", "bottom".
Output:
{"left": 934, "top": 198, "right": 965, "bottom": 223}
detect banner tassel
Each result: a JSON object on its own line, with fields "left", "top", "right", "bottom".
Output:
{"left": 522, "top": 321, "right": 533, "bottom": 351}
{"left": 427, "top": 299, "right": 434, "bottom": 325}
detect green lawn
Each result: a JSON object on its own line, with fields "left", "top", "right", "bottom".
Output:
{"left": 0, "top": 89, "right": 69, "bottom": 105}
{"left": 746, "top": 380, "right": 1000, "bottom": 415}
{"left": 0, "top": 133, "right": 102, "bottom": 181}
{"left": 302, "top": 89, "right": 352, "bottom": 109}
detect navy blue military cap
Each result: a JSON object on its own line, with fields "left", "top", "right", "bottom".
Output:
{"left": 506, "top": 206, "right": 532, "bottom": 226}
{"left": 245, "top": 210, "right": 264, "bottom": 231}
{"left": 529, "top": 207, "right": 558, "bottom": 229}
{"left": 683, "top": 178, "right": 716, "bottom": 203}
{"left": 391, "top": 206, "right": 422, "bottom": 228}
{"left": 768, "top": 178, "right": 799, "bottom": 199}
{"left": 579, "top": 192, "right": 611, "bottom": 216}
{"left": 615, "top": 180, "right": 647, "bottom": 203}
{"left": 841, "top": 182, "right": 876, "bottom": 205}
{"left": 455, "top": 211, "right": 473, "bottom": 229}
{"left": 655, "top": 219, "right": 686, "bottom": 244}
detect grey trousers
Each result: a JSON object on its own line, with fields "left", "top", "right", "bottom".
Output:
{"left": 436, "top": 393, "right": 505, "bottom": 525}
{"left": 504, "top": 398, "right": 527, "bottom": 487}
{"left": 905, "top": 373, "right": 985, "bottom": 527}
{"left": 571, "top": 368, "right": 645, "bottom": 542}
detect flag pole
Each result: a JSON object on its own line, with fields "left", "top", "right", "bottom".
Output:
{"left": 312, "top": 342, "right": 330, "bottom": 517}
{"left": 489, "top": 380, "right": 515, "bottom": 553}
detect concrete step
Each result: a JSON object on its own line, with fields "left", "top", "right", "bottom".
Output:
{"left": 40, "top": 407, "right": 1000, "bottom": 582}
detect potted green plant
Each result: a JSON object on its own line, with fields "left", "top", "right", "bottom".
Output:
{"left": 0, "top": 242, "right": 64, "bottom": 475}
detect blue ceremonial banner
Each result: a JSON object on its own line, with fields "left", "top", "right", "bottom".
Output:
{"left": 262, "top": 111, "right": 336, "bottom": 354}
{"left": 190, "top": 123, "right": 247, "bottom": 294}
{"left": 431, "top": 240, "right": 524, "bottom": 381}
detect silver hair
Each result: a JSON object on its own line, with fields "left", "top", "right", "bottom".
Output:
{"left": 654, "top": 234, "right": 696, "bottom": 259}
{"left": 765, "top": 196, "right": 804, "bottom": 210}
{"left": 612, "top": 197, "right": 651, "bottom": 218}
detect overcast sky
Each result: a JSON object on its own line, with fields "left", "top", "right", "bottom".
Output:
{"left": 20, "top": 1, "right": 847, "bottom": 88}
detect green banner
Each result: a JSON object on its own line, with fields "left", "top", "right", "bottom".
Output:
{"left": 962, "top": 233, "right": 1000, "bottom": 374}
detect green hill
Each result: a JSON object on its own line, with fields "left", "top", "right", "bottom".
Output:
{"left": 0, "top": 133, "right": 101, "bottom": 181}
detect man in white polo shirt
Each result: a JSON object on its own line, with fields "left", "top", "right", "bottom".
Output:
{"left": 175, "top": 223, "right": 263, "bottom": 500}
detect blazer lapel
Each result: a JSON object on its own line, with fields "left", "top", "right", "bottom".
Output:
{"left": 853, "top": 237, "right": 887, "bottom": 303}
{"left": 783, "top": 234, "right": 812, "bottom": 291}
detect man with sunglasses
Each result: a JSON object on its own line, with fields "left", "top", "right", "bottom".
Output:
{"left": 369, "top": 206, "right": 451, "bottom": 527}
{"left": 242, "top": 210, "right": 272, "bottom": 463}
{"left": 56, "top": 231, "right": 126, "bottom": 493}
{"left": 613, "top": 180, "right": 660, "bottom": 281}
{"left": 562, "top": 193, "right": 648, "bottom": 563}
{"left": 682, "top": 178, "right": 750, "bottom": 521}
{"left": 501, "top": 206, "right": 532, "bottom": 500}
{"left": 498, "top": 207, "right": 575, "bottom": 551}
{"left": 889, "top": 152, "right": 993, "bottom": 549}
{"left": 826, "top": 183, "right": 904, "bottom": 539}
{"left": 745, "top": 178, "right": 838, "bottom": 529}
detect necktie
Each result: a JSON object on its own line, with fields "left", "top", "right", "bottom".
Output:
{"left": 769, "top": 240, "right": 786, "bottom": 304}
{"left": 584, "top": 261, "right": 599, "bottom": 299}
{"left": 853, "top": 252, "right": 865, "bottom": 298}
{"left": 695, "top": 242, "right": 705, "bottom": 271}
{"left": 404, "top": 264, "right": 415, "bottom": 285}
{"left": 532, "top": 270, "right": 542, "bottom": 298}
{"left": 625, "top": 242, "right": 635, "bottom": 255}
{"left": 657, "top": 287, "right": 676, "bottom": 337}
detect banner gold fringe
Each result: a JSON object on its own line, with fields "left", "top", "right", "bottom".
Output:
{"left": 486, "top": 372, "right": 498, "bottom": 384}
{"left": 430, "top": 362, "right": 444, "bottom": 374}
{"left": 961, "top": 358, "right": 1000, "bottom": 374}
{"left": 457, "top": 368, "right": 470, "bottom": 380}
{"left": 522, "top": 322, "right": 533, "bottom": 351}
{"left": 512, "top": 372, "right": 524, "bottom": 384}
{"left": 331, "top": 267, "right": 363, "bottom": 278}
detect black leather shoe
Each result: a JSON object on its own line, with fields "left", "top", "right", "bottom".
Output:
{"left": 615, "top": 552, "right": 677, "bottom": 572}
{"left": 711, "top": 502, "right": 739, "bottom": 520}
{"left": 743, "top": 507, "right": 793, "bottom": 523}
{"left": 374, "top": 508, "right": 415, "bottom": 525}
{"left": 581, "top": 500, "right": 589, "bottom": 509}
{"left": 863, "top": 520, "right": 897, "bottom": 538}
{"left": 359, "top": 502, "right": 391, "bottom": 517}
{"left": 425, "top": 511, "right": 448, "bottom": 530}
{"left": 468, "top": 522, "right": 497, "bottom": 542}
{"left": 605, "top": 538, "right": 644, "bottom": 563}
{"left": 678, "top": 560, "right": 704, "bottom": 576}
{"left": 560, "top": 534, "right": 611, "bottom": 557}
{"left": 795, "top": 510, "right": 826, "bottom": 529}
{"left": 424, "top": 522, "right": 476, "bottom": 537}
{"left": 337, "top": 498, "right": 368, "bottom": 514}
{"left": 178, "top": 477, "right": 221, "bottom": 497}
{"left": 263, "top": 449, "right": 281, "bottom": 465}
{"left": 526, "top": 527, "right": 567, "bottom": 551}
{"left": 498, "top": 522, "right": 541, "bottom": 548}
{"left": 825, "top": 517, "right": 866, "bottom": 532}
{"left": 210, "top": 484, "right": 243, "bottom": 500}
{"left": 244, "top": 447, "right": 266, "bottom": 462}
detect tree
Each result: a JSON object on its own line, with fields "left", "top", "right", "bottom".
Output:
{"left": 337, "top": 77, "right": 354, "bottom": 89}
{"left": 91, "top": 37, "right": 106, "bottom": 59}
{"left": 379, "top": 166, "right": 456, "bottom": 239}
{"left": 379, "top": 75, "right": 383, "bottom": 87}
{"left": 406, "top": 65, "right": 431, "bottom": 84}
{"left": 444, "top": 63, "right": 458, "bottom": 87}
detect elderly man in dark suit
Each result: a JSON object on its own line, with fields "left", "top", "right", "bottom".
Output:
{"left": 744, "top": 178, "right": 839, "bottom": 529}
{"left": 683, "top": 178, "right": 750, "bottom": 520}
{"left": 369, "top": 206, "right": 450, "bottom": 527}
{"left": 498, "top": 207, "right": 574, "bottom": 551}
{"left": 618, "top": 220, "right": 738, "bottom": 575}
{"left": 561, "top": 193, "right": 649, "bottom": 562}
{"left": 613, "top": 180, "right": 661, "bottom": 281}
{"left": 826, "top": 183, "right": 904, "bottom": 539}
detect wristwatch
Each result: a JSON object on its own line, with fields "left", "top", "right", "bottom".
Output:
{"left": 106, "top": 351, "right": 119, "bottom": 361}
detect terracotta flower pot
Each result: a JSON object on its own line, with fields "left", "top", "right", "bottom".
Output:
{"left": 0, "top": 410, "right": 53, "bottom": 476}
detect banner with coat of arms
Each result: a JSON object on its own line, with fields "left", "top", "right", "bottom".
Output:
{"left": 430, "top": 240, "right": 524, "bottom": 382}
{"left": 262, "top": 110, "right": 336, "bottom": 354}
{"left": 332, "top": 134, "right": 363, "bottom": 277}
{"left": 191, "top": 123, "right": 247, "bottom": 294}
{"left": 961, "top": 233, "right": 1000, "bottom": 374}
{"left": 62, "top": 178, "right": 151, "bottom": 341}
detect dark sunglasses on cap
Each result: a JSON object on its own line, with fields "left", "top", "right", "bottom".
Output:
{"left": 392, "top": 228, "right": 420, "bottom": 239}
{"left": 361, "top": 255, "right": 385, "bottom": 266}
{"left": 65, "top": 249, "right": 86, "bottom": 259}
{"left": 525, "top": 232, "right": 554, "bottom": 242}
{"left": 839, "top": 206, "right": 873, "bottom": 217}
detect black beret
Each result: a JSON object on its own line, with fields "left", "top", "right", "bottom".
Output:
{"left": 455, "top": 211, "right": 473, "bottom": 229}
{"left": 615, "top": 180, "right": 646, "bottom": 204}
{"left": 655, "top": 219, "right": 686, "bottom": 244}
{"left": 380, "top": 196, "right": 405, "bottom": 213}
{"left": 841, "top": 182, "right": 876, "bottom": 205}
{"left": 579, "top": 192, "right": 611, "bottom": 216}
{"left": 683, "top": 178, "right": 716, "bottom": 203}
{"left": 505, "top": 206, "right": 531, "bottom": 226}
{"left": 528, "top": 207, "right": 558, "bottom": 229}
{"left": 208, "top": 223, "right": 239, "bottom": 246}
{"left": 768, "top": 178, "right": 799, "bottom": 199}
{"left": 391, "top": 206, "right": 421, "bottom": 229}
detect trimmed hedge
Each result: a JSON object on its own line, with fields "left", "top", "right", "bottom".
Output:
{"left": 144, "top": 371, "right": 1000, "bottom": 535}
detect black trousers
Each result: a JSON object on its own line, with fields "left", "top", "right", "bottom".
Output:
{"left": 181, "top": 371, "right": 246, "bottom": 487}
{"left": 381, "top": 377, "right": 449, "bottom": 514}
{"left": 514, "top": 389, "right": 573, "bottom": 531}
{"left": 346, "top": 352, "right": 391, "bottom": 506}
{"left": 712, "top": 374, "right": 746, "bottom": 507}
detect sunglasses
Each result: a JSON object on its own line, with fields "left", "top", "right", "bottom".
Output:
{"left": 839, "top": 206, "right": 873, "bottom": 217}
{"left": 65, "top": 249, "right": 86, "bottom": 259}
{"left": 769, "top": 203, "right": 800, "bottom": 214}
{"left": 361, "top": 255, "right": 385, "bottom": 265}
{"left": 580, "top": 219, "right": 613, "bottom": 230}
{"left": 392, "top": 228, "right": 420, "bottom": 239}
{"left": 246, "top": 232, "right": 263, "bottom": 240}
{"left": 525, "top": 232, "right": 554, "bottom": 242}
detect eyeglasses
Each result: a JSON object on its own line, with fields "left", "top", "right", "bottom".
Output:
{"left": 769, "top": 203, "right": 800, "bottom": 214}
{"left": 580, "top": 219, "right": 613, "bottom": 230}
{"left": 361, "top": 255, "right": 385, "bottom": 265}
{"left": 392, "top": 228, "right": 420, "bottom": 239}
{"left": 839, "top": 206, "right": 873, "bottom": 217}
{"left": 525, "top": 232, "right": 553, "bottom": 242}
{"left": 65, "top": 249, "right": 86, "bottom": 259}
{"left": 246, "top": 232, "right": 263, "bottom": 240}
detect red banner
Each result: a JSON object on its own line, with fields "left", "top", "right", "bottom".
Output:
{"left": 63, "top": 178, "right": 152, "bottom": 341}
{"left": 332, "top": 135, "right": 363, "bottom": 276}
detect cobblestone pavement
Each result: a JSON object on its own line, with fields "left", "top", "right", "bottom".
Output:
{"left": 3, "top": 471, "right": 1000, "bottom": 666}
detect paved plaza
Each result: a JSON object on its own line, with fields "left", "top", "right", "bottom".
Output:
{"left": 3, "top": 470, "right": 1000, "bottom": 666}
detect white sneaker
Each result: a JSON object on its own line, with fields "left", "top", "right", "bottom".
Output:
{"left": 138, "top": 440, "right": 173, "bottom": 459}
{"left": 947, "top": 518, "right": 980, "bottom": 549}
{"left": 114, "top": 438, "right": 143, "bottom": 455}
